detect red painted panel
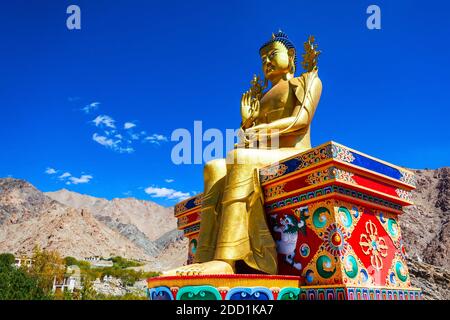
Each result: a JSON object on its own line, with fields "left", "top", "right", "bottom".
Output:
{"left": 348, "top": 210, "right": 395, "bottom": 286}
{"left": 352, "top": 174, "right": 398, "bottom": 197}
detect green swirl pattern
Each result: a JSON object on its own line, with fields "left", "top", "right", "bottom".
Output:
{"left": 313, "top": 207, "right": 330, "bottom": 228}
{"left": 316, "top": 255, "right": 336, "bottom": 279}
{"left": 395, "top": 261, "right": 408, "bottom": 282}
{"left": 278, "top": 288, "right": 300, "bottom": 300}
{"left": 338, "top": 206, "right": 353, "bottom": 228}
{"left": 344, "top": 255, "right": 358, "bottom": 279}
{"left": 387, "top": 218, "right": 399, "bottom": 237}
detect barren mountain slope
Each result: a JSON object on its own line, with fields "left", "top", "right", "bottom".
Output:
{"left": 0, "top": 178, "right": 58, "bottom": 225}
{"left": 400, "top": 168, "right": 449, "bottom": 267}
{"left": 399, "top": 168, "right": 450, "bottom": 299}
{"left": 46, "top": 189, "right": 176, "bottom": 240}
{"left": 0, "top": 179, "right": 149, "bottom": 260}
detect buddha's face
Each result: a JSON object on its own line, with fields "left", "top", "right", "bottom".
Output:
{"left": 260, "top": 41, "right": 294, "bottom": 81}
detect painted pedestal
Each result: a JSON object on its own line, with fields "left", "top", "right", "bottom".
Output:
{"left": 148, "top": 141, "right": 422, "bottom": 300}
{"left": 174, "top": 194, "right": 203, "bottom": 265}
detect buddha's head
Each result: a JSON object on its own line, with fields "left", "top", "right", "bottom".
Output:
{"left": 259, "top": 31, "right": 297, "bottom": 82}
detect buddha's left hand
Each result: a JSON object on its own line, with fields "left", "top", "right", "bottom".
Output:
{"left": 245, "top": 124, "right": 272, "bottom": 138}
{"left": 246, "top": 123, "right": 268, "bottom": 133}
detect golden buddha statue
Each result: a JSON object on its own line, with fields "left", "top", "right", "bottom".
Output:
{"left": 164, "top": 32, "right": 322, "bottom": 276}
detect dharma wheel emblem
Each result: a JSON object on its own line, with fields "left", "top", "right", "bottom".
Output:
{"left": 359, "top": 220, "right": 388, "bottom": 270}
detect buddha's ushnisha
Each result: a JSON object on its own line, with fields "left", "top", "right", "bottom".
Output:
{"left": 165, "top": 32, "right": 322, "bottom": 275}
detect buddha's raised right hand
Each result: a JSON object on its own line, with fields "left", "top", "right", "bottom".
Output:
{"left": 240, "top": 90, "right": 260, "bottom": 129}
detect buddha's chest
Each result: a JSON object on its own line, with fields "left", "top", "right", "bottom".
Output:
{"left": 258, "top": 81, "right": 295, "bottom": 124}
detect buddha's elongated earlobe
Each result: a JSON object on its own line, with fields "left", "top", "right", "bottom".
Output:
{"left": 289, "top": 57, "right": 296, "bottom": 74}
{"left": 287, "top": 48, "right": 296, "bottom": 74}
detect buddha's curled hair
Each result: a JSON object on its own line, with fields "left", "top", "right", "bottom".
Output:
{"left": 259, "top": 30, "right": 297, "bottom": 67}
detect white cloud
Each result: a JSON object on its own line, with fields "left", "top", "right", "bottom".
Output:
{"left": 144, "top": 186, "right": 190, "bottom": 201}
{"left": 67, "top": 174, "right": 93, "bottom": 185}
{"left": 59, "top": 172, "right": 71, "bottom": 180}
{"left": 51, "top": 169, "right": 93, "bottom": 185}
{"left": 105, "top": 130, "right": 117, "bottom": 136}
{"left": 82, "top": 102, "right": 100, "bottom": 114}
{"left": 144, "top": 134, "right": 168, "bottom": 145}
{"left": 45, "top": 167, "right": 57, "bottom": 175}
{"left": 92, "top": 133, "right": 134, "bottom": 154}
{"left": 92, "top": 133, "right": 116, "bottom": 148}
{"left": 92, "top": 115, "right": 116, "bottom": 129}
{"left": 124, "top": 122, "right": 136, "bottom": 129}
{"left": 118, "top": 147, "right": 135, "bottom": 154}
{"left": 165, "top": 179, "right": 175, "bottom": 183}
{"left": 82, "top": 107, "right": 167, "bottom": 153}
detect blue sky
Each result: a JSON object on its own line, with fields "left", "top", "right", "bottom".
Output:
{"left": 0, "top": 0, "right": 449, "bottom": 206}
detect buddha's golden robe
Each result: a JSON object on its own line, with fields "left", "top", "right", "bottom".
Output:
{"left": 195, "top": 71, "right": 322, "bottom": 274}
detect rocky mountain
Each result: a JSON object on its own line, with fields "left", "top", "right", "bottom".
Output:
{"left": 408, "top": 258, "right": 450, "bottom": 300}
{"left": 45, "top": 190, "right": 175, "bottom": 241}
{"left": 155, "top": 228, "right": 185, "bottom": 251}
{"left": 0, "top": 179, "right": 59, "bottom": 225}
{"left": 0, "top": 179, "right": 188, "bottom": 271}
{"left": 141, "top": 234, "right": 189, "bottom": 272}
{"left": 400, "top": 168, "right": 450, "bottom": 299}
{"left": 0, "top": 178, "right": 149, "bottom": 260}
{"left": 45, "top": 189, "right": 177, "bottom": 257}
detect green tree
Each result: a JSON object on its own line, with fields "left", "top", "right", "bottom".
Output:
{"left": 28, "top": 246, "right": 65, "bottom": 296}
{"left": 80, "top": 277, "right": 96, "bottom": 300}
{"left": 110, "top": 256, "right": 143, "bottom": 268}
{"left": 0, "top": 262, "right": 49, "bottom": 300}
{"left": 0, "top": 253, "right": 15, "bottom": 267}
{"left": 64, "top": 256, "right": 77, "bottom": 266}
{"left": 63, "top": 289, "right": 74, "bottom": 300}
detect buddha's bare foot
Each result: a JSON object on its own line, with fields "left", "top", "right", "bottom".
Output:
{"left": 162, "top": 260, "right": 234, "bottom": 276}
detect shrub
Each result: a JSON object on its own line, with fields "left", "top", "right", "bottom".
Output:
{"left": 0, "top": 262, "right": 49, "bottom": 300}
{"left": 0, "top": 253, "right": 15, "bottom": 267}
{"left": 28, "top": 246, "right": 65, "bottom": 296}
{"left": 64, "top": 256, "right": 77, "bottom": 266}
{"left": 64, "top": 256, "right": 90, "bottom": 269}
{"left": 109, "top": 256, "right": 144, "bottom": 268}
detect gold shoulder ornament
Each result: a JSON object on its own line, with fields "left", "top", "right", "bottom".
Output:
{"left": 301, "top": 35, "right": 321, "bottom": 72}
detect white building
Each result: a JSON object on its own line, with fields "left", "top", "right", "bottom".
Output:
{"left": 52, "top": 265, "right": 83, "bottom": 293}
{"left": 14, "top": 257, "right": 33, "bottom": 268}
{"left": 84, "top": 256, "right": 114, "bottom": 268}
